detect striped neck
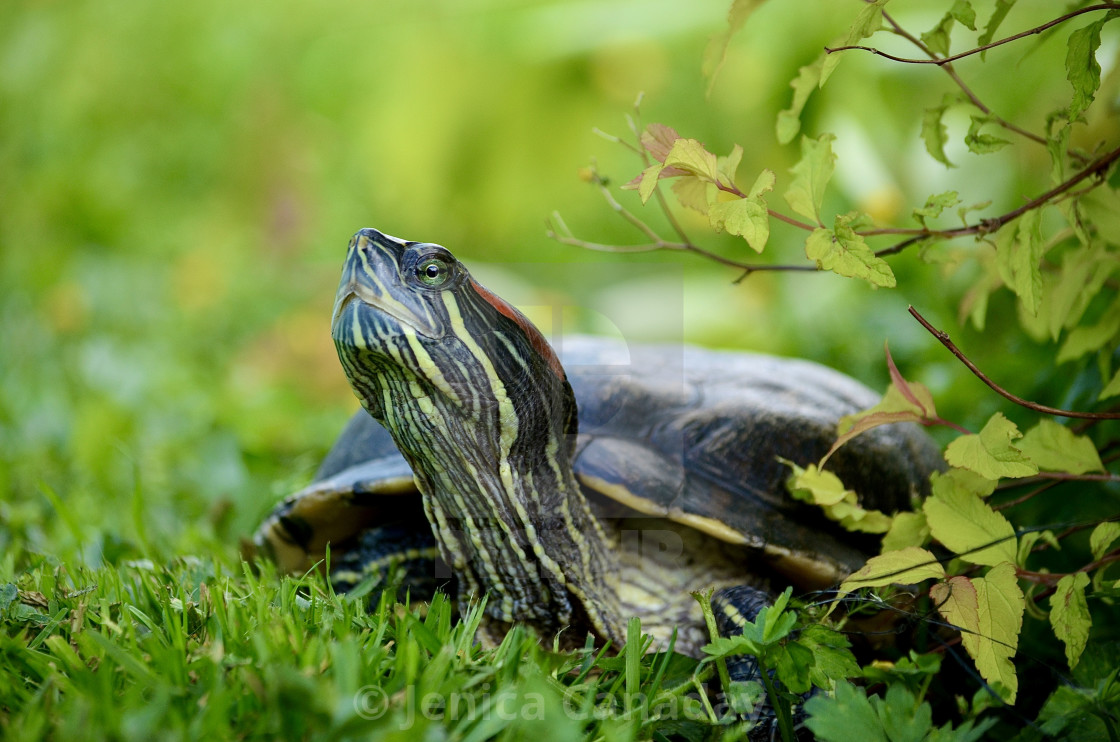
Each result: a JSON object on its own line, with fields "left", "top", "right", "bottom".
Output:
{"left": 331, "top": 229, "right": 623, "bottom": 644}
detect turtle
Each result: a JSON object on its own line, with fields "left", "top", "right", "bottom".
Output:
{"left": 253, "top": 228, "right": 942, "bottom": 660}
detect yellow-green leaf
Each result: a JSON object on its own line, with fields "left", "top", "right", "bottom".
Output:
{"left": 1066, "top": 16, "right": 1108, "bottom": 120}
{"left": 944, "top": 412, "right": 1038, "bottom": 479}
{"left": 1102, "top": 369, "right": 1120, "bottom": 401}
{"left": 702, "top": 0, "right": 767, "bottom": 92}
{"left": 830, "top": 379, "right": 938, "bottom": 459}
{"left": 786, "top": 461, "right": 851, "bottom": 506}
{"left": 932, "top": 563, "right": 1024, "bottom": 703}
{"left": 784, "top": 461, "right": 892, "bottom": 534}
{"left": 709, "top": 197, "right": 769, "bottom": 253}
{"left": 777, "top": 54, "right": 824, "bottom": 144}
{"left": 1057, "top": 299, "right": 1120, "bottom": 363}
{"left": 805, "top": 216, "right": 895, "bottom": 288}
{"left": 994, "top": 210, "right": 1044, "bottom": 315}
{"left": 672, "top": 176, "right": 715, "bottom": 215}
{"left": 881, "top": 512, "right": 931, "bottom": 553}
{"left": 784, "top": 134, "right": 835, "bottom": 222}
{"left": 663, "top": 138, "right": 720, "bottom": 183}
{"left": 637, "top": 162, "right": 664, "bottom": 204}
{"left": 1089, "top": 521, "right": 1120, "bottom": 561}
{"left": 747, "top": 168, "right": 776, "bottom": 199}
{"left": 1017, "top": 419, "right": 1104, "bottom": 475}
{"left": 820, "top": 0, "right": 888, "bottom": 86}
{"left": 1049, "top": 572, "right": 1090, "bottom": 669}
{"left": 839, "top": 547, "right": 946, "bottom": 595}
{"left": 923, "top": 469, "right": 1016, "bottom": 566}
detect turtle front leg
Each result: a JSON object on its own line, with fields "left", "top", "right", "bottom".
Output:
{"left": 713, "top": 585, "right": 818, "bottom": 742}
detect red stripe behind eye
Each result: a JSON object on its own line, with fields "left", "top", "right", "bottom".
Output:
{"left": 469, "top": 279, "right": 566, "bottom": 381}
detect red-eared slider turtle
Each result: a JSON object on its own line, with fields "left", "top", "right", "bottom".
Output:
{"left": 254, "top": 228, "right": 941, "bottom": 656}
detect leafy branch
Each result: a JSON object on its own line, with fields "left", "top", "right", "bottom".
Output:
{"left": 829, "top": 4, "right": 1120, "bottom": 68}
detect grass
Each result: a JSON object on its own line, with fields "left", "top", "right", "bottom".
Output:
{"left": 1, "top": 555, "right": 743, "bottom": 741}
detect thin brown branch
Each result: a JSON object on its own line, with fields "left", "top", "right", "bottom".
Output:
{"left": 909, "top": 306, "right": 1120, "bottom": 420}
{"left": 872, "top": 144, "right": 1120, "bottom": 256}
{"left": 830, "top": 5, "right": 1120, "bottom": 67}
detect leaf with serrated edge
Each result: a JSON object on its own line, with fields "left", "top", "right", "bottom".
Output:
{"left": 921, "top": 96, "right": 956, "bottom": 167}
{"left": 933, "top": 563, "right": 1023, "bottom": 703}
{"left": 786, "top": 461, "right": 851, "bottom": 506}
{"left": 944, "top": 412, "right": 1038, "bottom": 479}
{"left": 1050, "top": 572, "right": 1091, "bottom": 669}
{"left": 1018, "top": 419, "right": 1104, "bottom": 475}
{"left": 784, "top": 134, "right": 836, "bottom": 222}
{"left": 924, "top": 469, "right": 1016, "bottom": 566}
{"left": 1090, "top": 522, "right": 1120, "bottom": 561}
{"left": 1066, "top": 17, "right": 1107, "bottom": 120}
{"left": 640, "top": 123, "right": 680, "bottom": 163}
{"left": 995, "top": 210, "right": 1043, "bottom": 315}
{"left": 820, "top": 0, "right": 888, "bottom": 86}
{"left": 709, "top": 197, "right": 769, "bottom": 252}
{"left": 663, "top": 138, "right": 719, "bottom": 182}
{"left": 839, "top": 547, "right": 945, "bottom": 595}
{"left": 777, "top": 55, "right": 824, "bottom": 145}
{"left": 805, "top": 217, "right": 896, "bottom": 288}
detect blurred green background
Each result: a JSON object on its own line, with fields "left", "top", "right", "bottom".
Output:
{"left": 0, "top": 0, "right": 1099, "bottom": 567}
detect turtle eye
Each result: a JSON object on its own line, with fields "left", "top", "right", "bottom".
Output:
{"left": 416, "top": 257, "right": 451, "bottom": 287}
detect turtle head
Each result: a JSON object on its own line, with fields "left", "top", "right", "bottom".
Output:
{"left": 331, "top": 228, "right": 574, "bottom": 434}
{"left": 330, "top": 228, "right": 621, "bottom": 643}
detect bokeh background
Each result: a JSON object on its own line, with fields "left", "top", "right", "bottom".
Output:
{"left": 1, "top": 0, "right": 1100, "bottom": 566}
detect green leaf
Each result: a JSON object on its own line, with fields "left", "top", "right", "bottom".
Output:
{"left": 775, "top": 640, "right": 815, "bottom": 694}
{"left": 784, "top": 133, "right": 836, "bottom": 222}
{"left": 978, "top": 0, "right": 1017, "bottom": 51}
{"left": 702, "top": 0, "right": 767, "bottom": 93}
{"left": 804, "top": 680, "right": 889, "bottom": 742}
{"left": 708, "top": 198, "right": 769, "bottom": 251}
{"left": 949, "top": 0, "right": 976, "bottom": 30}
{"left": 820, "top": 0, "right": 890, "bottom": 87}
{"left": 1089, "top": 521, "right": 1120, "bottom": 561}
{"left": 832, "top": 381, "right": 938, "bottom": 457}
{"left": 923, "top": 468, "right": 1017, "bottom": 567}
{"left": 913, "top": 191, "right": 961, "bottom": 228}
{"left": 1057, "top": 297, "right": 1120, "bottom": 363}
{"left": 1017, "top": 529, "right": 1058, "bottom": 569}
{"left": 881, "top": 512, "right": 931, "bottom": 553}
{"left": 1017, "top": 419, "right": 1104, "bottom": 475}
{"left": 1102, "top": 368, "right": 1120, "bottom": 400}
{"left": 1066, "top": 16, "right": 1108, "bottom": 120}
{"left": 838, "top": 547, "right": 946, "bottom": 595}
{"left": 785, "top": 461, "right": 893, "bottom": 533}
{"left": 777, "top": 54, "right": 824, "bottom": 145}
{"left": 930, "top": 563, "right": 1024, "bottom": 703}
{"left": 786, "top": 461, "right": 852, "bottom": 506}
{"left": 944, "top": 412, "right": 1038, "bottom": 479}
{"left": 921, "top": 95, "right": 957, "bottom": 167}
{"left": 994, "top": 210, "right": 1044, "bottom": 315}
{"left": 965, "top": 115, "right": 1010, "bottom": 154}
{"left": 805, "top": 216, "right": 896, "bottom": 288}
{"left": 1050, "top": 572, "right": 1091, "bottom": 669}
{"left": 796, "top": 625, "right": 861, "bottom": 688}
{"left": 1049, "top": 243, "right": 1114, "bottom": 340}
{"left": 920, "top": 13, "right": 956, "bottom": 57}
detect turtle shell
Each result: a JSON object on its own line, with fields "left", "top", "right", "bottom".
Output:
{"left": 253, "top": 335, "right": 942, "bottom": 587}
